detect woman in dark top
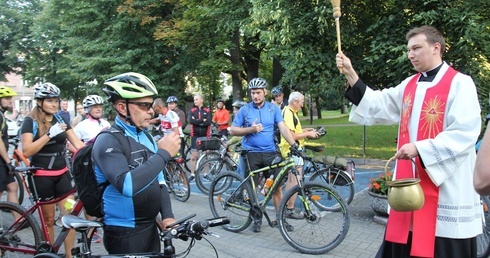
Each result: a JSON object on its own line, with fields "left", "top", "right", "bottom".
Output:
{"left": 20, "top": 82, "right": 84, "bottom": 258}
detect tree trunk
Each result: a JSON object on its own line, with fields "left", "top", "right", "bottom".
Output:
{"left": 230, "top": 29, "right": 243, "bottom": 101}
{"left": 315, "top": 95, "right": 322, "bottom": 119}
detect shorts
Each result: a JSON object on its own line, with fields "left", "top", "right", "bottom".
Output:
{"left": 293, "top": 155, "right": 304, "bottom": 166}
{"left": 29, "top": 172, "right": 73, "bottom": 201}
{"left": 246, "top": 152, "right": 282, "bottom": 185}
{"left": 104, "top": 222, "right": 160, "bottom": 254}
{"left": 0, "top": 162, "right": 15, "bottom": 192}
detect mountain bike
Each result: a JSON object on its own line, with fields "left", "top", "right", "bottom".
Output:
{"left": 33, "top": 213, "right": 230, "bottom": 258}
{"left": 302, "top": 144, "right": 355, "bottom": 207}
{"left": 208, "top": 146, "right": 350, "bottom": 254}
{"left": 163, "top": 156, "right": 190, "bottom": 202}
{"left": 195, "top": 137, "right": 238, "bottom": 195}
{"left": 477, "top": 195, "right": 490, "bottom": 258}
{"left": 0, "top": 166, "right": 89, "bottom": 257}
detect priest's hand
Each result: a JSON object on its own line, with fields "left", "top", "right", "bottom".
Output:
{"left": 395, "top": 143, "right": 419, "bottom": 160}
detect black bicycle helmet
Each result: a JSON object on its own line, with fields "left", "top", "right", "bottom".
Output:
{"left": 248, "top": 78, "right": 268, "bottom": 89}
{"left": 271, "top": 86, "right": 283, "bottom": 96}
{"left": 103, "top": 72, "right": 158, "bottom": 103}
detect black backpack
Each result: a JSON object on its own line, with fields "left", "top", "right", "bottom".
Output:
{"left": 72, "top": 127, "right": 130, "bottom": 217}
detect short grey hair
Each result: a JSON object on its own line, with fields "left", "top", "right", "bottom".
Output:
{"left": 288, "top": 92, "right": 304, "bottom": 104}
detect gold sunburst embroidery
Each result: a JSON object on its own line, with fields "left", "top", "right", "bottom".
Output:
{"left": 420, "top": 95, "right": 445, "bottom": 138}
{"left": 400, "top": 92, "right": 413, "bottom": 138}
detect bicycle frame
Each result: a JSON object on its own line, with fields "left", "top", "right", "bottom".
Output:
{"left": 240, "top": 156, "right": 298, "bottom": 223}
{"left": 1, "top": 177, "right": 83, "bottom": 255}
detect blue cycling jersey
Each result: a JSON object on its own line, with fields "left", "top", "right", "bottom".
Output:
{"left": 93, "top": 117, "right": 173, "bottom": 227}
{"left": 232, "top": 101, "right": 283, "bottom": 152}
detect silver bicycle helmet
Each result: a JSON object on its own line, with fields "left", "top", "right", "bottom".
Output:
{"left": 34, "top": 83, "right": 61, "bottom": 99}
{"left": 232, "top": 100, "right": 246, "bottom": 108}
{"left": 271, "top": 86, "right": 283, "bottom": 96}
{"left": 248, "top": 78, "right": 268, "bottom": 89}
{"left": 82, "top": 95, "right": 104, "bottom": 113}
{"left": 166, "top": 96, "right": 179, "bottom": 103}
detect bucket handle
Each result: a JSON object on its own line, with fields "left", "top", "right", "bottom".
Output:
{"left": 385, "top": 156, "right": 420, "bottom": 182}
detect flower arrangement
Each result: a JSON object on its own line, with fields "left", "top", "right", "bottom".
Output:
{"left": 368, "top": 171, "right": 393, "bottom": 195}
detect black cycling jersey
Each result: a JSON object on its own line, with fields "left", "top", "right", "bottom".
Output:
{"left": 92, "top": 117, "right": 173, "bottom": 228}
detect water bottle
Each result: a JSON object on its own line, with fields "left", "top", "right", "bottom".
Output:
{"left": 261, "top": 175, "right": 274, "bottom": 196}
{"left": 64, "top": 199, "right": 76, "bottom": 212}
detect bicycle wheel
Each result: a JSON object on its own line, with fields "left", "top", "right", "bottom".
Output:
{"left": 165, "top": 162, "right": 191, "bottom": 202}
{"left": 0, "top": 172, "right": 24, "bottom": 206}
{"left": 309, "top": 167, "right": 354, "bottom": 208}
{"left": 0, "top": 201, "right": 44, "bottom": 256}
{"left": 196, "top": 158, "right": 235, "bottom": 195}
{"left": 277, "top": 182, "right": 350, "bottom": 254}
{"left": 477, "top": 196, "right": 490, "bottom": 258}
{"left": 195, "top": 151, "right": 220, "bottom": 172}
{"left": 209, "top": 172, "right": 252, "bottom": 232}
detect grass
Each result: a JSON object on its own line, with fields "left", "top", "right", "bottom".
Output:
{"left": 299, "top": 111, "right": 398, "bottom": 160}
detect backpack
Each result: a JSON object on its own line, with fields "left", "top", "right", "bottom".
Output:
{"left": 72, "top": 126, "right": 130, "bottom": 217}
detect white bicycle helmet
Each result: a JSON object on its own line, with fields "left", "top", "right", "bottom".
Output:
{"left": 34, "top": 83, "right": 61, "bottom": 99}
{"left": 82, "top": 95, "right": 104, "bottom": 113}
{"left": 248, "top": 78, "right": 268, "bottom": 89}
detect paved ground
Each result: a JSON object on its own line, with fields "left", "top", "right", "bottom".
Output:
{"left": 88, "top": 159, "right": 389, "bottom": 258}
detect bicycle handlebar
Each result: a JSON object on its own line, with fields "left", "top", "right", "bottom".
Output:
{"left": 163, "top": 217, "right": 229, "bottom": 240}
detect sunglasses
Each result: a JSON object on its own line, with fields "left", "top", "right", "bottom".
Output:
{"left": 128, "top": 101, "right": 154, "bottom": 111}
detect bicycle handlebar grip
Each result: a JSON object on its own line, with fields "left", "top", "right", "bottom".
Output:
{"left": 190, "top": 221, "right": 209, "bottom": 232}
{"left": 207, "top": 217, "right": 230, "bottom": 227}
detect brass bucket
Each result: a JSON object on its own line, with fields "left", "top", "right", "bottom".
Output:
{"left": 385, "top": 156, "right": 425, "bottom": 212}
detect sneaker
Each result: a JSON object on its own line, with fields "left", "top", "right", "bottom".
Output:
{"left": 189, "top": 175, "right": 195, "bottom": 182}
{"left": 271, "top": 220, "right": 293, "bottom": 232}
{"left": 91, "top": 232, "right": 102, "bottom": 243}
{"left": 284, "top": 221, "right": 294, "bottom": 232}
{"left": 285, "top": 208, "right": 304, "bottom": 220}
{"left": 252, "top": 220, "right": 262, "bottom": 233}
{"left": 203, "top": 174, "right": 211, "bottom": 181}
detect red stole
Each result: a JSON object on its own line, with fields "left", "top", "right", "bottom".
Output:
{"left": 385, "top": 67, "right": 458, "bottom": 257}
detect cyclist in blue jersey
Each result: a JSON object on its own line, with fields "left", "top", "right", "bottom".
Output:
{"left": 92, "top": 72, "right": 181, "bottom": 254}
{"left": 230, "top": 77, "right": 297, "bottom": 233}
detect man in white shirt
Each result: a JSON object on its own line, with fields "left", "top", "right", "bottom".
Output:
{"left": 150, "top": 98, "right": 183, "bottom": 138}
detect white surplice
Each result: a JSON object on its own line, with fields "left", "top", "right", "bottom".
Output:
{"left": 350, "top": 62, "right": 482, "bottom": 238}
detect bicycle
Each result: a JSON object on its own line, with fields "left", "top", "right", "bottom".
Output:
{"left": 163, "top": 156, "right": 191, "bottom": 202}
{"left": 208, "top": 146, "right": 350, "bottom": 254}
{"left": 33, "top": 213, "right": 230, "bottom": 258}
{"left": 0, "top": 166, "right": 89, "bottom": 256}
{"left": 301, "top": 144, "right": 356, "bottom": 207}
{"left": 194, "top": 137, "right": 238, "bottom": 195}
{"left": 477, "top": 195, "right": 490, "bottom": 258}
{"left": 3, "top": 136, "right": 32, "bottom": 205}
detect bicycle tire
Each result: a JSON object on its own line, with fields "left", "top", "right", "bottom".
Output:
{"left": 477, "top": 196, "right": 490, "bottom": 258}
{"left": 209, "top": 171, "right": 252, "bottom": 232}
{"left": 277, "top": 182, "right": 350, "bottom": 254}
{"left": 196, "top": 158, "right": 235, "bottom": 195}
{"left": 0, "top": 201, "right": 44, "bottom": 256}
{"left": 309, "top": 167, "right": 354, "bottom": 208}
{"left": 0, "top": 172, "right": 24, "bottom": 206}
{"left": 195, "top": 151, "right": 220, "bottom": 172}
{"left": 165, "top": 162, "right": 191, "bottom": 202}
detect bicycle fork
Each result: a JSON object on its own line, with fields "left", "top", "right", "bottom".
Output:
{"left": 293, "top": 171, "right": 317, "bottom": 221}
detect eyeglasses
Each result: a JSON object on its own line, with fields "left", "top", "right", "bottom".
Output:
{"left": 128, "top": 101, "right": 154, "bottom": 111}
